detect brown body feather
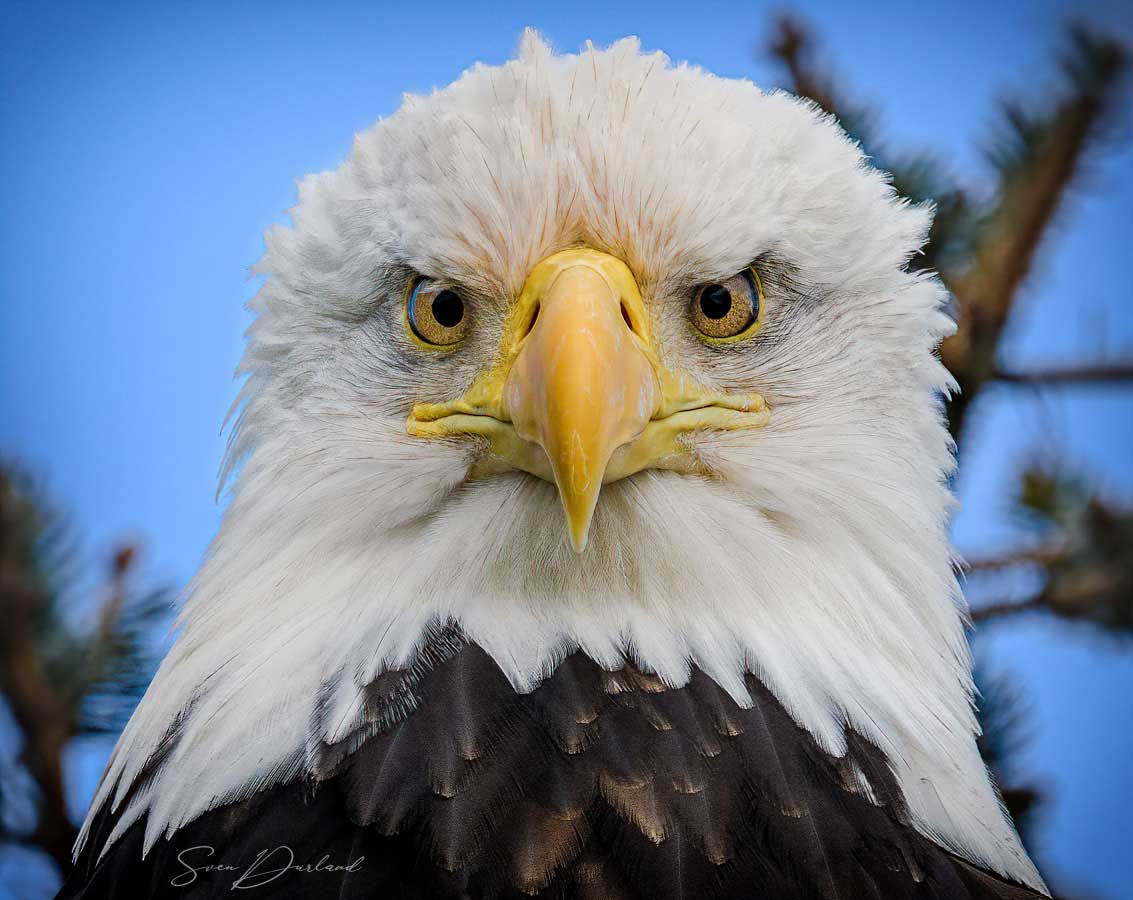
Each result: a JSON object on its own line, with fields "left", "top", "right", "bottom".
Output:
{"left": 61, "top": 631, "right": 1044, "bottom": 899}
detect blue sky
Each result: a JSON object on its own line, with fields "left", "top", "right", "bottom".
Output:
{"left": 1, "top": 0, "right": 1131, "bottom": 897}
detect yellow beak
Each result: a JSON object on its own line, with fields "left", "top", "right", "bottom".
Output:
{"left": 407, "top": 249, "right": 769, "bottom": 553}
{"left": 502, "top": 255, "right": 658, "bottom": 550}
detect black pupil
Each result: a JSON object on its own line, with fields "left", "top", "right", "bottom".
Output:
{"left": 431, "top": 290, "right": 464, "bottom": 328}
{"left": 699, "top": 284, "right": 732, "bottom": 320}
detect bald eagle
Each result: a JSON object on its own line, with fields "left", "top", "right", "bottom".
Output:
{"left": 61, "top": 32, "right": 1048, "bottom": 900}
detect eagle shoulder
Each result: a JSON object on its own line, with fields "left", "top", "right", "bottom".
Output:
{"left": 61, "top": 638, "right": 1047, "bottom": 900}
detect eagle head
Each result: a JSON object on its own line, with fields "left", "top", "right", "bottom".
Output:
{"left": 77, "top": 31, "right": 1044, "bottom": 894}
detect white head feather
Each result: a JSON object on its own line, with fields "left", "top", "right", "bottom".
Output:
{"left": 80, "top": 31, "right": 1043, "bottom": 890}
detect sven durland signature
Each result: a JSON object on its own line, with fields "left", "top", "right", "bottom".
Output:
{"left": 171, "top": 844, "right": 365, "bottom": 890}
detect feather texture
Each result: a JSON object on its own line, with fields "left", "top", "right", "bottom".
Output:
{"left": 64, "top": 632, "right": 1044, "bottom": 899}
{"left": 71, "top": 29, "right": 1044, "bottom": 894}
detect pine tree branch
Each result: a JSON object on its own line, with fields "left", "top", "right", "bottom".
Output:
{"left": 95, "top": 546, "right": 134, "bottom": 652}
{"left": 767, "top": 21, "right": 1129, "bottom": 443}
{"left": 0, "top": 518, "right": 78, "bottom": 873}
{"left": 971, "top": 596, "right": 1046, "bottom": 623}
{"left": 942, "top": 33, "right": 1128, "bottom": 438}
{"left": 767, "top": 16, "right": 839, "bottom": 116}
{"left": 993, "top": 361, "right": 1133, "bottom": 387}
{"left": 971, "top": 555, "right": 1130, "bottom": 627}
{"left": 964, "top": 546, "right": 1063, "bottom": 572}
{"left": 968, "top": 472, "right": 1132, "bottom": 629}
{"left": 0, "top": 467, "right": 162, "bottom": 882}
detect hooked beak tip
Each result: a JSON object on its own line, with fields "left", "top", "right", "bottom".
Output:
{"left": 558, "top": 473, "right": 600, "bottom": 554}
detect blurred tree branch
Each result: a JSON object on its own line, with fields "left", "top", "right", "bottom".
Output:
{"left": 969, "top": 469, "right": 1133, "bottom": 629}
{"left": 969, "top": 597, "right": 1046, "bottom": 622}
{"left": 766, "top": 16, "right": 1132, "bottom": 884}
{"left": 964, "top": 547, "right": 1064, "bottom": 571}
{"left": 768, "top": 17, "right": 838, "bottom": 115}
{"left": 0, "top": 529, "right": 74, "bottom": 869}
{"left": 992, "top": 362, "right": 1133, "bottom": 386}
{"left": 765, "top": 16, "right": 1132, "bottom": 625}
{"left": 0, "top": 466, "right": 167, "bottom": 877}
{"left": 943, "top": 28, "right": 1128, "bottom": 436}
{"left": 768, "top": 16, "right": 1131, "bottom": 438}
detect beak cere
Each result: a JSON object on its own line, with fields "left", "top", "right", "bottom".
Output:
{"left": 503, "top": 259, "right": 658, "bottom": 552}
{"left": 406, "top": 248, "right": 770, "bottom": 554}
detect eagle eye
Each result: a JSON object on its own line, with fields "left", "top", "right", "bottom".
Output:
{"left": 406, "top": 279, "right": 469, "bottom": 347}
{"left": 690, "top": 267, "right": 764, "bottom": 341}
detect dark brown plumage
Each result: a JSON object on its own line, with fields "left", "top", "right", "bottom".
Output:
{"left": 61, "top": 630, "right": 1044, "bottom": 900}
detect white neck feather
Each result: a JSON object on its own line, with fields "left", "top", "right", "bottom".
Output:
{"left": 76, "top": 31, "right": 1044, "bottom": 892}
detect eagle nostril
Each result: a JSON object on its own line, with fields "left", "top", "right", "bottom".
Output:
{"left": 522, "top": 303, "right": 540, "bottom": 339}
{"left": 621, "top": 302, "right": 635, "bottom": 334}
